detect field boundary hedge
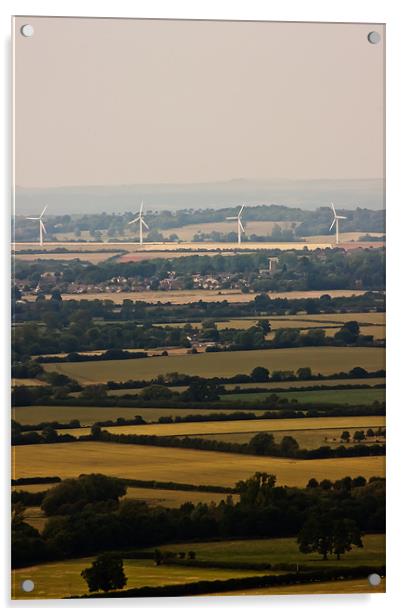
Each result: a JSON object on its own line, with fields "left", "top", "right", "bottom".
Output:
{"left": 73, "top": 565, "right": 385, "bottom": 598}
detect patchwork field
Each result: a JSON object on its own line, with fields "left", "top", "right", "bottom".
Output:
{"left": 12, "top": 558, "right": 267, "bottom": 600}
{"left": 13, "top": 252, "right": 122, "bottom": 264}
{"left": 41, "top": 346, "right": 385, "bottom": 383}
{"left": 12, "top": 442, "right": 385, "bottom": 488}
{"left": 56, "top": 416, "right": 385, "bottom": 439}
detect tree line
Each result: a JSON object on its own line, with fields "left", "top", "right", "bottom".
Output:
{"left": 12, "top": 472, "right": 385, "bottom": 569}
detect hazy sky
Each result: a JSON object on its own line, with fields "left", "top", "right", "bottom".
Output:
{"left": 14, "top": 17, "right": 384, "bottom": 188}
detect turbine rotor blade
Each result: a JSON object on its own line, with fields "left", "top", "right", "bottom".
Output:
{"left": 329, "top": 218, "right": 336, "bottom": 231}
{"left": 337, "top": 216, "right": 347, "bottom": 220}
{"left": 226, "top": 216, "right": 237, "bottom": 220}
{"left": 40, "top": 220, "right": 47, "bottom": 234}
{"left": 40, "top": 205, "right": 47, "bottom": 218}
{"left": 142, "top": 220, "right": 149, "bottom": 230}
{"left": 331, "top": 202, "right": 336, "bottom": 216}
{"left": 139, "top": 201, "right": 143, "bottom": 214}
{"left": 129, "top": 216, "right": 140, "bottom": 224}
{"left": 26, "top": 217, "right": 39, "bottom": 220}
{"left": 239, "top": 204, "right": 245, "bottom": 215}
{"left": 239, "top": 220, "right": 245, "bottom": 233}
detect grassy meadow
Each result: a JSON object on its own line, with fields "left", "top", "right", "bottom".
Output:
{"left": 41, "top": 346, "right": 385, "bottom": 383}
{"left": 12, "top": 441, "right": 385, "bottom": 488}
{"left": 224, "top": 388, "right": 385, "bottom": 405}
{"left": 11, "top": 533, "right": 385, "bottom": 599}
{"left": 12, "top": 558, "right": 268, "bottom": 600}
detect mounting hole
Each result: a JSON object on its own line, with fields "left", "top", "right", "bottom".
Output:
{"left": 367, "top": 31, "right": 381, "bottom": 45}
{"left": 368, "top": 573, "right": 382, "bottom": 587}
{"left": 20, "top": 24, "right": 34, "bottom": 38}
{"left": 21, "top": 579, "right": 35, "bottom": 592}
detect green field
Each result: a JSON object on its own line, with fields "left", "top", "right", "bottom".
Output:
{"left": 153, "top": 534, "right": 385, "bottom": 568}
{"left": 12, "top": 405, "right": 266, "bottom": 426}
{"left": 42, "top": 346, "right": 385, "bottom": 383}
{"left": 12, "top": 441, "right": 385, "bottom": 488}
{"left": 11, "top": 534, "right": 385, "bottom": 599}
{"left": 12, "top": 558, "right": 268, "bottom": 600}
{"left": 224, "top": 388, "right": 385, "bottom": 405}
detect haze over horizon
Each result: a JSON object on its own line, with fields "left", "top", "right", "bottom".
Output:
{"left": 14, "top": 17, "right": 384, "bottom": 200}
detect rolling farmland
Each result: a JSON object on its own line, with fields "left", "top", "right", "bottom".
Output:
{"left": 12, "top": 441, "right": 385, "bottom": 488}
{"left": 42, "top": 346, "right": 386, "bottom": 383}
{"left": 56, "top": 416, "right": 385, "bottom": 439}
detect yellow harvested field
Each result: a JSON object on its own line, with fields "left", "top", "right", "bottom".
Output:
{"left": 13, "top": 252, "right": 121, "bottom": 263}
{"left": 123, "top": 486, "right": 236, "bottom": 506}
{"left": 161, "top": 220, "right": 298, "bottom": 241}
{"left": 12, "top": 483, "right": 58, "bottom": 493}
{"left": 13, "top": 240, "right": 332, "bottom": 252}
{"left": 12, "top": 441, "right": 385, "bottom": 488}
{"left": 305, "top": 231, "right": 384, "bottom": 243}
{"left": 42, "top": 346, "right": 385, "bottom": 383}
{"left": 58, "top": 416, "right": 385, "bottom": 438}
{"left": 211, "top": 577, "right": 385, "bottom": 595}
{"left": 12, "top": 378, "right": 44, "bottom": 387}
{"left": 23, "top": 288, "right": 369, "bottom": 304}
{"left": 288, "top": 312, "right": 385, "bottom": 325}
{"left": 10, "top": 482, "right": 233, "bottom": 506}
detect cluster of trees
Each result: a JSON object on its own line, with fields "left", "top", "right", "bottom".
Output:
{"left": 12, "top": 472, "right": 385, "bottom": 569}
{"left": 340, "top": 427, "right": 385, "bottom": 443}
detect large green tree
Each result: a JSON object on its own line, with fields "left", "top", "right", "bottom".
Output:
{"left": 81, "top": 553, "right": 127, "bottom": 593}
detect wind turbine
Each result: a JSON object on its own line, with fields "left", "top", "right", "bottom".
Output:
{"left": 226, "top": 204, "right": 246, "bottom": 244}
{"left": 329, "top": 202, "right": 347, "bottom": 244}
{"left": 128, "top": 201, "right": 149, "bottom": 245}
{"left": 26, "top": 206, "right": 47, "bottom": 246}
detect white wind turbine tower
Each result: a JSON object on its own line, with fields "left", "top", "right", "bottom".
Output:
{"left": 226, "top": 204, "right": 246, "bottom": 244}
{"left": 26, "top": 206, "right": 47, "bottom": 246}
{"left": 128, "top": 201, "right": 149, "bottom": 245}
{"left": 329, "top": 202, "right": 347, "bottom": 244}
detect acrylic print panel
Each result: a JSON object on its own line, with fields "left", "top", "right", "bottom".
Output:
{"left": 11, "top": 16, "right": 385, "bottom": 599}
